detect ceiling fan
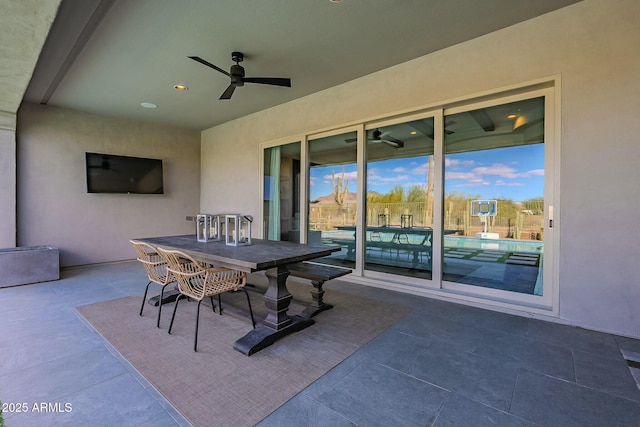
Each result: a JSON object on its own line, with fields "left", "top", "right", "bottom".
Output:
{"left": 345, "top": 128, "right": 405, "bottom": 148}
{"left": 188, "top": 51, "right": 291, "bottom": 100}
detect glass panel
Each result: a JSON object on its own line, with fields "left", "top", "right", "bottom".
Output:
{"left": 443, "top": 97, "right": 545, "bottom": 295}
{"left": 308, "top": 131, "right": 357, "bottom": 268}
{"left": 263, "top": 141, "right": 301, "bottom": 241}
{"left": 364, "top": 119, "right": 435, "bottom": 279}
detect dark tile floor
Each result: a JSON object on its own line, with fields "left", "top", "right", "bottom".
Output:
{"left": 259, "top": 279, "right": 640, "bottom": 427}
{"left": 1, "top": 262, "right": 639, "bottom": 427}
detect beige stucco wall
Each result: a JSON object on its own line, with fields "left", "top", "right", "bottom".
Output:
{"left": 17, "top": 103, "right": 200, "bottom": 267}
{"left": 0, "top": 124, "right": 17, "bottom": 247}
{"left": 0, "top": 0, "right": 61, "bottom": 248}
{"left": 201, "top": 0, "right": 640, "bottom": 338}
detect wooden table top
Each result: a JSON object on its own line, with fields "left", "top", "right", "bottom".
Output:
{"left": 134, "top": 234, "right": 340, "bottom": 273}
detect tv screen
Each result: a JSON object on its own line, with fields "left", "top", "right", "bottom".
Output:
{"left": 86, "top": 152, "right": 164, "bottom": 194}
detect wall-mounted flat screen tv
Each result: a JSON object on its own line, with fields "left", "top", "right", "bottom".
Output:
{"left": 85, "top": 152, "right": 164, "bottom": 194}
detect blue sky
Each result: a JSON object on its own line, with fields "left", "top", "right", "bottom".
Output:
{"left": 310, "top": 144, "right": 544, "bottom": 202}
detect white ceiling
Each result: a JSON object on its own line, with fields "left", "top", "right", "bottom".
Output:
{"left": 21, "top": 0, "right": 581, "bottom": 131}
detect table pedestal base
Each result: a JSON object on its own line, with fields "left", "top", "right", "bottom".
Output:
{"left": 300, "top": 278, "right": 333, "bottom": 318}
{"left": 301, "top": 303, "right": 333, "bottom": 318}
{"left": 233, "top": 315, "right": 314, "bottom": 356}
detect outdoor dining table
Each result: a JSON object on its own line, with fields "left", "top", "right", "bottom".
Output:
{"left": 134, "top": 234, "right": 340, "bottom": 355}
{"left": 334, "top": 226, "right": 457, "bottom": 268}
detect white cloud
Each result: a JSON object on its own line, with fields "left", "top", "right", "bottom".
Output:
{"left": 472, "top": 163, "right": 519, "bottom": 178}
{"left": 445, "top": 171, "right": 476, "bottom": 180}
{"left": 445, "top": 161, "right": 543, "bottom": 192}
{"left": 452, "top": 180, "right": 490, "bottom": 188}
{"left": 369, "top": 174, "right": 410, "bottom": 186}
{"left": 471, "top": 164, "right": 544, "bottom": 179}
{"left": 524, "top": 169, "right": 544, "bottom": 177}
{"left": 495, "top": 180, "right": 524, "bottom": 187}
{"left": 445, "top": 158, "right": 476, "bottom": 167}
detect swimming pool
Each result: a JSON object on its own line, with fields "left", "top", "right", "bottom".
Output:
{"left": 323, "top": 230, "right": 543, "bottom": 253}
{"left": 444, "top": 236, "right": 543, "bottom": 253}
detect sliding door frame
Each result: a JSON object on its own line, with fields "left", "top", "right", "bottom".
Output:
{"left": 440, "top": 87, "right": 557, "bottom": 311}
{"left": 260, "top": 78, "right": 560, "bottom": 315}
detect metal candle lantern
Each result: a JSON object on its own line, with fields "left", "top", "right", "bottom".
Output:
{"left": 196, "top": 214, "right": 222, "bottom": 242}
{"left": 225, "top": 214, "right": 252, "bottom": 246}
{"left": 210, "top": 214, "right": 223, "bottom": 240}
{"left": 196, "top": 214, "right": 212, "bottom": 242}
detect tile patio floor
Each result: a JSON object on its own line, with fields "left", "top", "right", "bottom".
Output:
{"left": 1, "top": 261, "right": 639, "bottom": 426}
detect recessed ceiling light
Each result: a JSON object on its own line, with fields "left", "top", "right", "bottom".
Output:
{"left": 174, "top": 84, "right": 189, "bottom": 91}
{"left": 507, "top": 114, "right": 517, "bottom": 119}
{"left": 329, "top": 0, "right": 343, "bottom": 3}
{"left": 410, "top": 131, "right": 417, "bottom": 135}
{"left": 140, "top": 102, "right": 157, "bottom": 109}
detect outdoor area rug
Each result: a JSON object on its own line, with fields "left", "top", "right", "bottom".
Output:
{"left": 77, "top": 277, "right": 410, "bottom": 427}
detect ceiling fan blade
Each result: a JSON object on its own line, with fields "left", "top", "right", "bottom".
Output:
{"left": 188, "top": 56, "right": 231, "bottom": 77}
{"left": 387, "top": 136, "right": 405, "bottom": 148}
{"left": 381, "top": 137, "right": 404, "bottom": 148}
{"left": 219, "top": 84, "right": 236, "bottom": 100}
{"left": 243, "top": 77, "right": 291, "bottom": 87}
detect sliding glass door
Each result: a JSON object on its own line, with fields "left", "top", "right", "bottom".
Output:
{"left": 307, "top": 129, "right": 358, "bottom": 268}
{"left": 442, "top": 94, "right": 549, "bottom": 300}
{"left": 363, "top": 117, "right": 436, "bottom": 280}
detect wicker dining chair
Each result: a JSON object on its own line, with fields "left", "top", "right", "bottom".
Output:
{"left": 130, "top": 240, "right": 180, "bottom": 328}
{"left": 157, "top": 247, "right": 256, "bottom": 352}
{"left": 130, "top": 240, "right": 186, "bottom": 328}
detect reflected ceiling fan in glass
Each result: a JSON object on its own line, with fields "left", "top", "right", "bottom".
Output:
{"left": 344, "top": 128, "right": 405, "bottom": 148}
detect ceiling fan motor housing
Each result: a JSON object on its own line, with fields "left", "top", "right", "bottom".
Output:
{"left": 230, "top": 64, "right": 245, "bottom": 86}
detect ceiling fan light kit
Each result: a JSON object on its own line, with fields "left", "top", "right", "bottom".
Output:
{"left": 188, "top": 51, "right": 291, "bottom": 100}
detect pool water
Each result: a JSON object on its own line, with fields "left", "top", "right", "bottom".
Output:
{"left": 445, "top": 236, "right": 543, "bottom": 253}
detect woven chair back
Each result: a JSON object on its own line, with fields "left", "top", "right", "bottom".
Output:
{"left": 156, "top": 247, "right": 247, "bottom": 300}
{"left": 130, "top": 240, "right": 174, "bottom": 286}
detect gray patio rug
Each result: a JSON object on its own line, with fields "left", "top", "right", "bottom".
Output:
{"left": 77, "top": 276, "right": 410, "bottom": 427}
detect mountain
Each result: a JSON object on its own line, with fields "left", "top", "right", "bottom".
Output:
{"left": 311, "top": 191, "right": 382, "bottom": 205}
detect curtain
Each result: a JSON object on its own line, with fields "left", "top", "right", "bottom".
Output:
{"left": 267, "top": 146, "right": 280, "bottom": 240}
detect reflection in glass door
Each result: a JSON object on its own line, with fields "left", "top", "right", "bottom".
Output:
{"left": 443, "top": 96, "right": 545, "bottom": 296}
{"left": 364, "top": 118, "right": 435, "bottom": 280}
{"left": 307, "top": 130, "right": 358, "bottom": 268}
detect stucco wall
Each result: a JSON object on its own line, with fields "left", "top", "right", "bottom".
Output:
{"left": 200, "top": 0, "right": 640, "bottom": 338}
{"left": 0, "top": 0, "right": 61, "bottom": 249}
{"left": 17, "top": 103, "right": 201, "bottom": 267}
{"left": 0, "top": 125, "right": 17, "bottom": 247}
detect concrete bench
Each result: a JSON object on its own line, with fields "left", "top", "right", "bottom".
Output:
{"left": 287, "top": 262, "right": 351, "bottom": 318}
